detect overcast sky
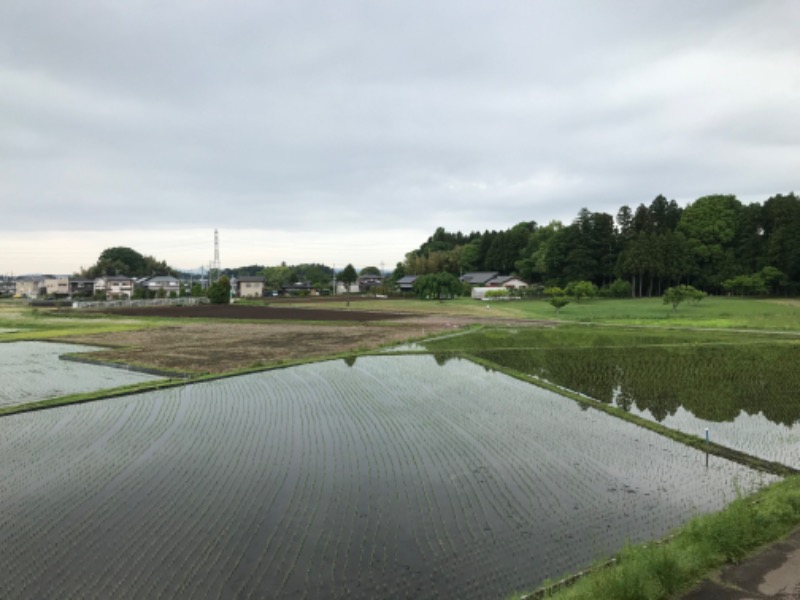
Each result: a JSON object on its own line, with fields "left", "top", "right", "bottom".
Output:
{"left": 2, "top": 1, "right": 798, "bottom": 274}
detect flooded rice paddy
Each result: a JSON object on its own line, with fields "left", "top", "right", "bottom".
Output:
{"left": 0, "top": 355, "right": 774, "bottom": 599}
{"left": 0, "top": 341, "right": 163, "bottom": 407}
{"left": 464, "top": 343, "right": 800, "bottom": 470}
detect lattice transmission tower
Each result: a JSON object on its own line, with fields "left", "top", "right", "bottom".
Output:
{"left": 210, "top": 229, "right": 221, "bottom": 282}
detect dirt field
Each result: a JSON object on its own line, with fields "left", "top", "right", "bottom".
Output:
{"left": 67, "top": 304, "right": 543, "bottom": 375}
{"left": 93, "top": 303, "right": 415, "bottom": 322}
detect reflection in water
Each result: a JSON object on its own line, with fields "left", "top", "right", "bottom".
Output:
{"left": 433, "top": 352, "right": 454, "bottom": 366}
{"left": 476, "top": 345, "right": 800, "bottom": 427}
{"left": 474, "top": 344, "right": 800, "bottom": 469}
{"left": 343, "top": 355, "right": 357, "bottom": 367}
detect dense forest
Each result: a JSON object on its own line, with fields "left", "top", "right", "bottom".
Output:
{"left": 400, "top": 193, "right": 800, "bottom": 296}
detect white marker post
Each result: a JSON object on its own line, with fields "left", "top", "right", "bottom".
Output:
{"left": 705, "top": 427, "right": 709, "bottom": 467}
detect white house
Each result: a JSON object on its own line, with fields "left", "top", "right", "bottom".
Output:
{"left": 94, "top": 276, "right": 136, "bottom": 299}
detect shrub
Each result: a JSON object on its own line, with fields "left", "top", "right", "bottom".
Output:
{"left": 608, "top": 278, "right": 633, "bottom": 298}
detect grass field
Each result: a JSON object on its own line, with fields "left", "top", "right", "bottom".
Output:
{"left": 0, "top": 299, "right": 156, "bottom": 340}
{"left": 316, "top": 295, "right": 800, "bottom": 331}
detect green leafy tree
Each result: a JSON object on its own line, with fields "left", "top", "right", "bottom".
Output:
{"left": 543, "top": 286, "right": 565, "bottom": 298}
{"left": 260, "top": 264, "right": 296, "bottom": 291}
{"left": 389, "top": 262, "right": 406, "bottom": 284}
{"left": 677, "top": 194, "right": 743, "bottom": 291}
{"left": 565, "top": 280, "right": 598, "bottom": 302}
{"left": 412, "top": 272, "right": 463, "bottom": 301}
{"left": 82, "top": 247, "right": 176, "bottom": 279}
{"left": 662, "top": 284, "right": 704, "bottom": 312}
{"left": 548, "top": 296, "right": 570, "bottom": 315}
{"left": 293, "top": 263, "right": 334, "bottom": 289}
{"left": 759, "top": 266, "right": 789, "bottom": 295}
{"left": 339, "top": 263, "right": 358, "bottom": 306}
{"left": 207, "top": 276, "right": 231, "bottom": 304}
{"left": 722, "top": 274, "right": 768, "bottom": 297}
{"left": 485, "top": 288, "right": 510, "bottom": 299}
{"left": 608, "top": 278, "right": 632, "bottom": 298}
{"left": 763, "top": 193, "right": 800, "bottom": 285}
{"left": 359, "top": 266, "right": 381, "bottom": 276}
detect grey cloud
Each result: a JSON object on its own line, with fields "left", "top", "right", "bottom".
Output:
{"left": 2, "top": 0, "right": 799, "bottom": 247}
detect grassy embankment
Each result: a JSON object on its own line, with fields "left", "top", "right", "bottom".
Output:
{"left": 512, "top": 476, "right": 800, "bottom": 599}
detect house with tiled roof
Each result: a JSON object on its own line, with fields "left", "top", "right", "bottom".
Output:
{"left": 485, "top": 275, "right": 528, "bottom": 289}
{"left": 459, "top": 272, "right": 499, "bottom": 286}
{"left": 396, "top": 275, "right": 418, "bottom": 292}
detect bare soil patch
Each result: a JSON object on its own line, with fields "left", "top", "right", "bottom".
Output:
{"left": 65, "top": 307, "right": 547, "bottom": 375}
{"left": 93, "top": 303, "right": 412, "bottom": 322}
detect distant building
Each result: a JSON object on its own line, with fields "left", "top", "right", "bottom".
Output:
{"left": 396, "top": 275, "right": 418, "bottom": 293}
{"left": 44, "top": 276, "right": 70, "bottom": 297}
{"left": 234, "top": 276, "right": 265, "bottom": 298}
{"left": 69, "top": 279, "right": 95, "bottom": 297}
{"left": 0, "top": 277, "right": 17, "bottom": 296}
{"left": 139, "top": 275, "right": 181, "bottom": 296}
{"left": 94, "top": 276, "right": 136, "bottom": 299}
{"left": 15, "top": 276, "right": 46, "bottom": 298}
{"left": 460, "top": 272, "right": 500, "bottom": 286}
{"left": 484, "top": 275, "right": 528, "bottom": 289}
{"left": 334, "top": 281, "right": 359, "bottom": 294}
{"left": 358, "top": 274, "right": 383, "bottom": 292}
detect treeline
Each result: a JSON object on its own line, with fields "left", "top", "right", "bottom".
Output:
{"left": 400, "top": 192, "right": 800, "bottom": 296}
{"left": 221, "top": 263, "right": 334, "bottom": 289}
{"left": 80, "top": 247, "right": 176, "bottom": 279}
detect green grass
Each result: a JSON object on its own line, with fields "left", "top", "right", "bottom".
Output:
{"left": 424, "top": 323, "right": 799, "bottom": 352}
{"left": 301, "top": 295, "right": 800, "bottom": 330}
{"left": 519, "top": 475, "right": 800, "bottom": 600}
{"left": 0, "top": 302, "right": 157, "bottom": 341}
{"left": 482, "top": 296, "right": 800, "bottom": 330}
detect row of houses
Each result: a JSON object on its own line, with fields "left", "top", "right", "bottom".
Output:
{"left": 8, "top": 275, "right": 184, "bottom": 300}
{"left": 396, "top": 272, "right": 529, "bottom": 294}
{"left": 4, "top": 274, "right": 368, "bottom": 300}
{"left": 4, "top": 271, "right": 529, "bottom": 300}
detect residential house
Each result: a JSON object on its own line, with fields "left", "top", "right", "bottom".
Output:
{"left": 44, "top": 276, "right": 95, "bottom": 298}
{"left": 94, "top": 275, "right": 136, "bottom": 299}
{"left": 334, "top": 281, "right": 359, "bottom": 295}
{"left": 139, "top": 275, "right": 181, "bottom": 297}
{"left": 44, "top": 276, "right": 70, "bottom": 297}
{"left": 358, "top": 274, "right": 383, "bottom": 292}
{"left": 235, "top": 276, "right": 265, "bottom": 298}
{"left": 485, "top": 275, "right": 528, "bottom": 289}
{"left": 69, "top": 279, "right": 95, "bottom": 297}
{"left": 460, "top": 272, "right": 500, "bottom": 286}
{"left": 396, "top": 275, "right": 419, "bottom": 293}
{"left": 0, "top": 278, "right": 15, "bottom": 296}
{"left": 15, "top": 276, "right": 46, "bottom": 298}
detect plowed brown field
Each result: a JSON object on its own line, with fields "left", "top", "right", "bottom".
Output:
{"left": 65, "top": 303, "right": 542, "bottom": 374}
{"left": 94, "top": 303, "right": 413, "bottom": 322}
